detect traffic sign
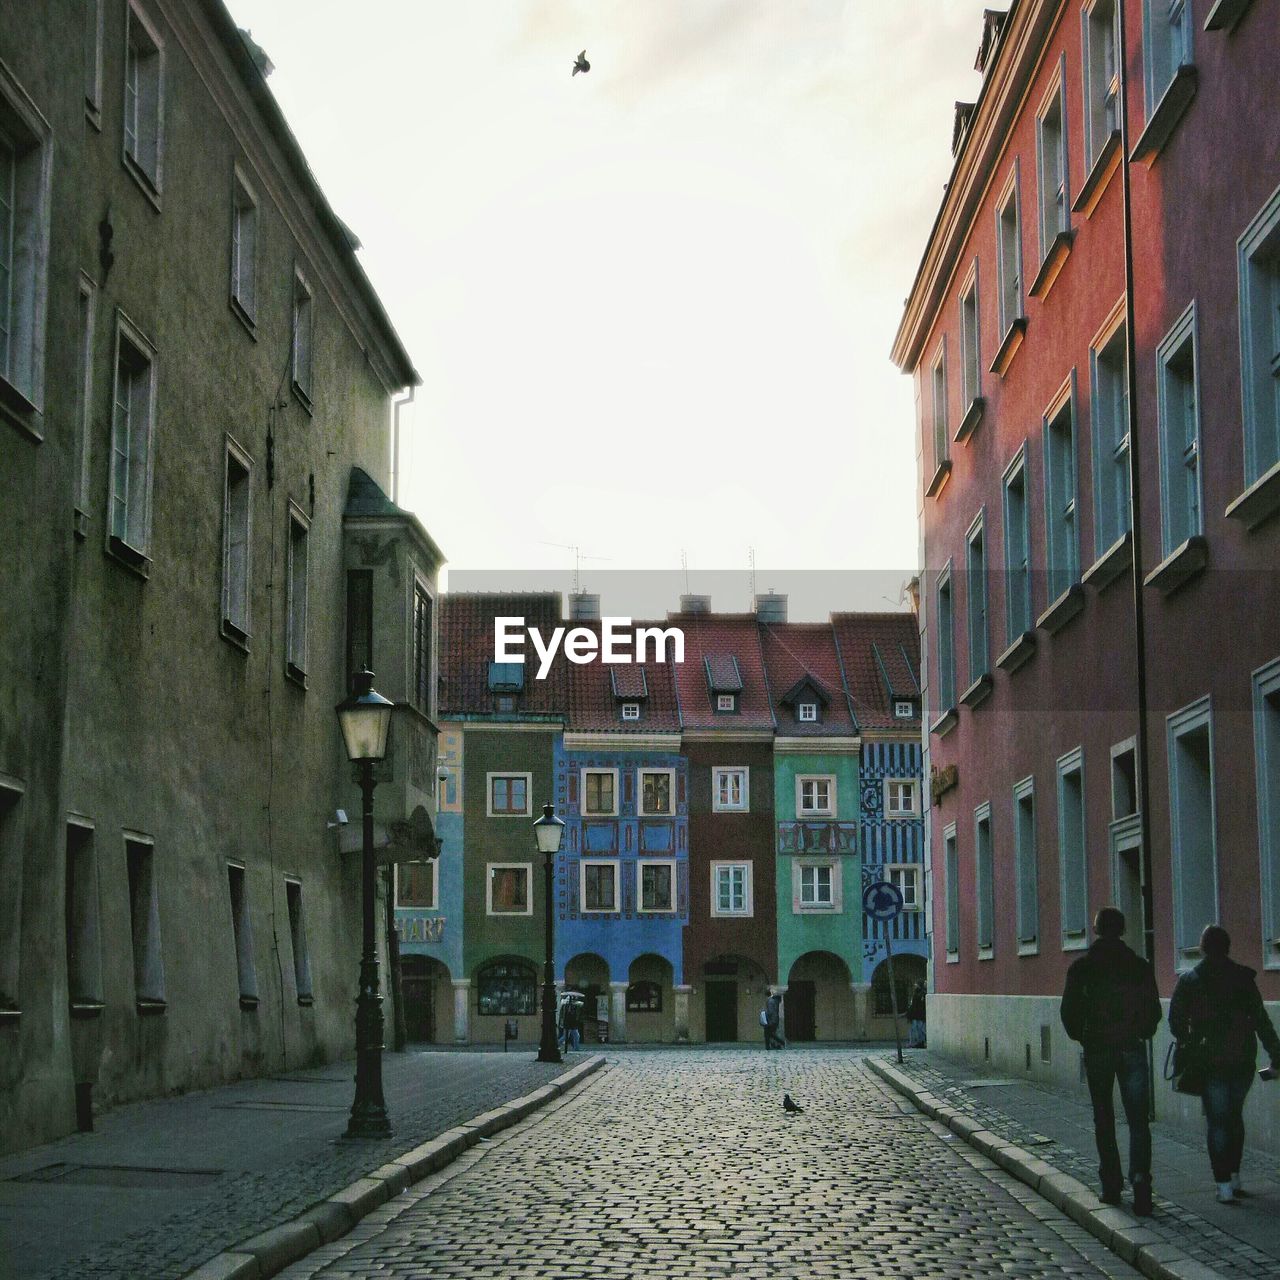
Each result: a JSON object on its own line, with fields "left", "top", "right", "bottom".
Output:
{"left": 862, "top": 879, "right": 905, "bottom": 921}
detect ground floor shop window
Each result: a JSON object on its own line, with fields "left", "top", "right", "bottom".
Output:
{"left": 626, "top": 981, "right": 662, "bottom": 1013}
{"left": 477, "top": 960, "right": 536, "bottom": 1016}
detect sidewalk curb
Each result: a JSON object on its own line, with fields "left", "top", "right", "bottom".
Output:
{"left": 181, "top": 1054, "right": 606, "bottom": 1280}
{"left": 865, "top": 1056, "right": 1230, "bottom": 1280}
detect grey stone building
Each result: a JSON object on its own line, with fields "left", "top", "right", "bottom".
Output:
{"left": 0, "top": 0, "right": 440, "bottom": 1153}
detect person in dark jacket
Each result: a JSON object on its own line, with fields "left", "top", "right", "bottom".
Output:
{"left": 1169, "top": 925, "right": 1280, "bottom": 1203}
{"left": 1060, "top": 907, "right": 1161, "bottom": 1216}
{"left": 764, "top": 990, "right": 785, "bottom": 1050}
{"left": 907, "top": 984, "right": 927, "bottom": 1048}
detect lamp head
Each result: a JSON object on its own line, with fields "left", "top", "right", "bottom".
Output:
{"left": 335, "top": 668, "right": 394, "bottom": 762}
{"left": 532, "top": 802, "right": 565, "bottom": 855}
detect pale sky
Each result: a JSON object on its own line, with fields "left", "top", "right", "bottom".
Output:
{"left": 227, "top": 1, "right": 992, "bottom": 612}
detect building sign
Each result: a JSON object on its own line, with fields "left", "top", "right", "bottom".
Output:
{"left": 396, "top": 914, "right": 445, "bottom": 944}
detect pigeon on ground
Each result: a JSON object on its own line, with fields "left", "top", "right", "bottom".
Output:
{"left": 783, "top": 1094, "right": 803, "bottom": 1114}
{"left": 573, "top": 50, "right": 590, "bottom": 76}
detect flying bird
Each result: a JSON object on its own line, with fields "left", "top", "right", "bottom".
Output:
{"left": 573, "top": 50, "right": 590, "bottom": 76}
{"left": 783, "top": 1094, "right": 803, "bottom": 1115}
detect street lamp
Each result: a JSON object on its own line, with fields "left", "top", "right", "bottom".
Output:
{"left": 533, "top": 803, "right": 566, "bottom": 1064}
{"left": 335, "top": 668, "right": 395, "bottom": 1139}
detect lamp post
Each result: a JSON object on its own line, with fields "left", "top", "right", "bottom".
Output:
{"left": 533, "top": 803, "right": 565, "bottom": 1064}
{"left": 335, "top": 668, "right": 395, "bottom": 1139}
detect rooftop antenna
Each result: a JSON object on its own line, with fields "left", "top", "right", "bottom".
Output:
{"left": 748, "top": 546, "right": 757, "bottom": 611}
{"left": 681, "top": 549, "right": 690, "bottom": 594}
{"left": 536, "top": 541, "right": 612, "bottom": 595}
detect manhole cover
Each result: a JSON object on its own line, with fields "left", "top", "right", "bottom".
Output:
{"left": 11, "top": 1163, "right": 222, "bottom": 1188}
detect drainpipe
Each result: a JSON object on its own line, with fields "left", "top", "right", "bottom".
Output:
{"left": 1116, "top": 0, "right": 1158, "bottom": 1117}
{"left": 391, "top": 385, "right": 415, "bottom": 505}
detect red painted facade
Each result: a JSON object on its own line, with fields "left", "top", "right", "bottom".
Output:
{"left": 894, "top": 0, "right": 1280, "bottom": 1011}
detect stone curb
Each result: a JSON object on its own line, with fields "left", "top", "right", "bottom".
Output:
{"left": 865, "top": 1056, "right": 1231, "bottom": 1280}
{"left": 180, "top": 1054, "right": 606, "bottom": 1280}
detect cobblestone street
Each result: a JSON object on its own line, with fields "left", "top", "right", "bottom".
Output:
{"left": 281, "top": 1050, "right": 1137, "bottom": 1280}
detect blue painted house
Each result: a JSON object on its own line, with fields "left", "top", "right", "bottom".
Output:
{"left": 553, "top": 613, "right": 688, "bottom": 1042}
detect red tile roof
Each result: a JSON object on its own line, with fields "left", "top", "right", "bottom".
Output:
{"left": 669, "top": 613, "right": 775, "bottom": 731}
{"left": 759, "top": 623, "right": 857, "bottom": 736}
{"left": 609, "top": 666, "right": 649, "bottom": 699}
{"left": 567, "top": 622, "right": 681, "bottom": 732}
{"left": 831, "top": 612, "right": 921, "bottom": 732}
{"left": 439, "top": 593, "right": 566, "bottom": 717}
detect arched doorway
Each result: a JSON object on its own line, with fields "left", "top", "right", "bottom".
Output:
{"left": 870, "top": 953, "right": 926, "bottom": 1037}
{"left": 401, "top": 955, "right": 451, "bottom": 1043}
{"left": 786, "top": 951, "right": 854, "bottom": 1042}
{"left": 701, "top": 955, "right": 768, "bottom": 1043}
{"left": 626, "top": 953, "right": 674, "bottom": 1043}
{"left": 564, "top": 952, "right": 610, "bottom": 1043}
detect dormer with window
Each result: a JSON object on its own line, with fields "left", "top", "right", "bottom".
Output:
{"left": 489, "top": 660, "right": 524, "bottom": 713}
{"left": 611, "top": 666, "right": 647, "bottom": 724}
{"left": 705, "top": 654, "right": 743, "bottom": 715}
{"left": 780, "top": 676, "right": 830, "bottom": 728}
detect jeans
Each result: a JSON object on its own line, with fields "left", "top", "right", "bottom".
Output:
{"left": 1202, "top": 1068, "right": 1253, "bottom": 1182}
{"left": 764, "top": 1022, "right": 784, "bottom": 1050}
{"left": 565, "top": 1028, "right": 580, "bottom": 1051}
{"left": 909, "top": 1019, "right": 926, "bottom": 1047}
{"left": 1084, "top": 1044, "right": 1151, "bottom": 1193}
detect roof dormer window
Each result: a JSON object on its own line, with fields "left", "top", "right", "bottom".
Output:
{"left": 716, "top": 693, "right": 737, "bottom": 713}
{"left": 621, "top": 702, "right": 640, "bottom": 721}
{"left": 798, "top": 702, "right": 818, "bottom": 723}
{"left": 894, "top": 700, "right": 915, "bottom": 719}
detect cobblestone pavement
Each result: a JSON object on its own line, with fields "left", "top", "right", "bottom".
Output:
{"left": 881, "top": 1052, "right": 1280, "bottom": 1279}
{"left": 1, "top": 1051, "right": 568, "bottom": 1280}
{"left": 279, "top": 1050, "right": 1139, "bottom": 1280}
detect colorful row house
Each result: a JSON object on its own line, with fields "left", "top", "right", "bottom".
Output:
{"left": 394, "top": 592, "right": 922, "bottom": 1046}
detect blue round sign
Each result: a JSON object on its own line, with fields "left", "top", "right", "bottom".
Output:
{"left": 862, "top": 879, "right": 905, "bottom": 921}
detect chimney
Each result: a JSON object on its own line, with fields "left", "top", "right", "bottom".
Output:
{"left": 568, "top": 592, "right": 600, "bottom": 620}
{"left": 679, "top": 594, "right": 711, "bottom": 614}
{"left": 755, "top": 592, "right": 787, "bottom": 624}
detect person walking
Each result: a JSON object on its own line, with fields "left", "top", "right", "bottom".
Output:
{"left": 1169, "top": 925, "right": 1280, "bottom": 1203}
{"left": 765, "top": 989, "right": 785, "bottom": 1050}
{"left": 1060, "top": 907, "right": 1161, "bottom": 1216}
{"left": 563, "top": 995, "right": 582, "bottom": 1052}
{"left": 907, "top": 983, "right": 927, "bottom": 1049}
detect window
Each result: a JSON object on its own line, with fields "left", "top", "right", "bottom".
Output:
{"left": 627, "top": 981, "right": 662, "bottom": 1013}
{"left": 966, "top": 512, "right": 989, "bottom": 682}
{"left": 1057, "top": 749, "right": 1088, "bottom": 947}
{"left": 936, "top": 566, "right": 956, "bottom": 711}
{"left": 1014, "top": 776, "right": 1039, "bottom": 951}
{"left": 944, "top": 823, "right": 960, "bottom": 958}
{"left": 716, "top": 693, "right": 736, "bottom": 712}
{"left": 74, "top": 276, "right": 96, "bottom": 526}
{"left": 1003, "top": 449, "right": 1033, "bottom": 640}
{"left": 582, "top": 769, "right": 617, "bottom": 816}
{"left": 1239, "top": 191, "right": 1280, "bottom": 487}
{"left": 798, "top": 702, "right": 818, "bottom": 722}
{"left": 284, "top": 878, "right": 312, "bottom": 1003}
{"left": 975, "top": 803, "right": 994, "bottom": 955}
{"left": 712, "top": 862, "right": 752, "bottom": 916}
{"left": 412, "top": 579, "right": 432, "bottom": 715}
{"left": 639, "top": 769, "right": 673, "bottom": 816}
{"left": 581, "top": 860, "right": 619, "bottom": 912}
{"left": 887, "top": 864, "right": 921, "bottom": 910}
{"left": 1111, "top": 741, "right": 1138, "bottom": 819}
{"left": 396, "top": 860, "right": 437, "bottom": 909}
{"left": 109, "top": 318, "right": 155, "bottom": 557}
{"left": 1143, "top": 0, "right": 1193, "bottom": 110}
{"left": 1036, "top": 75, "right": 1069, "bottom": 255}
{"left": 488, "top": 774, "right": 530, "bottom": 817}
{"left": 712, "top": 767, "right": 748, "bottom": 812}
{"left": 345, "top": 569, "right": 373, "bottom": 691}
{"left": 286, "top": 506, "right": 308, "bottom": 678}
{"left": 1091, "top": 317, "right": 1131, "bottom": 554}
{"left": 122, "top": 4, "right": 162, "bottom": 193}
{"left": 885, "top": 778, "right": 919, "bottom": 818}
{"left": 0, "top": 66, "right": 51, "bottom": 416}
{"left": 1083, "top": 0, "right": 1121, "bottom": 169}
{"left": 477, "top": 959, "right": 536, "bottom": 1016}
{"left": 230, "top": 171, "right": 257, "bottom": 323}
{"left": 226, "top": 864, "right": 258, "bottom": 1009}
{"left": 997, "top": 178, "right": 1023, "bottom": 335}
{"left": 638, "top": 860, "right": 675, "bottom": 912}
{"left": 931, "top": 340, "right": 949, "bottom": 466}
{"left": 1253, "top": 660, "right": 1280, "bottom": 965}
{"left": 126, "top": 836, "right": 165, "bottom": 1008}
{"left": 797, "top": 775, "right": 834, "bottom": 817}
{"left": 1043, "top": 385, "right": 1080, "bottom": 602}
{"left": 84, "top": 0, "right": 104, "bottom": 118}
{"left": 621, "top": 701, "right": 640, "bottom": 721}
{"left": 291, "top": 269, "right": 313, "bottom": 404}
{"left": 799, "top": 864, "right": 834, "bottom": 908}
{"left": 1168, "top": 698, "right": 1218, "bottom": 965}
{"left": 960, "top": 271, "right": 981, "bottom": 407}
{"left": 1156, "top": 305, "right": 1202, "bottom": 552}
{"left": 221, "top": 440, "right": 252, "bottom": 642}
{"left": 487, "top": 864, "right": 532, "bottom": 915}
{"left": 65, "top": 820, "right": 102, "bottom": 1007}
{"left": 894, "top": 700, "right": 915, "bottom": 719}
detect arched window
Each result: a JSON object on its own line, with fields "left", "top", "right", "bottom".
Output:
{"left": 626, "top": 981, "right": 662, "bottom": 1013}
{"left": 476, "top": 959, "right": 536, "bottom": 1016}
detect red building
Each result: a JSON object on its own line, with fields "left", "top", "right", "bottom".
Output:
{"left": 892, "top": 0, "right": 1280, "bottom": 1151}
